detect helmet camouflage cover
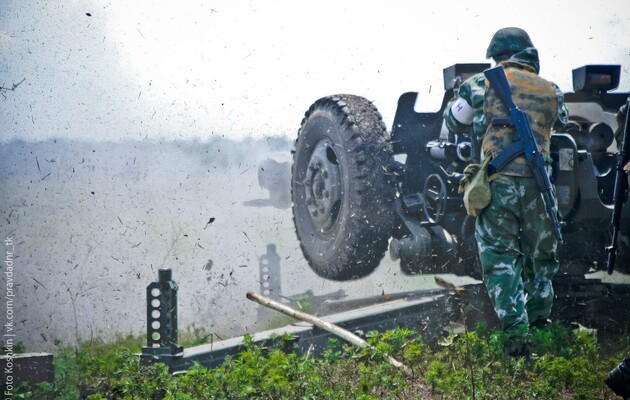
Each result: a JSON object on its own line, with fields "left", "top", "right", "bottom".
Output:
{"left": 486, "top": 27, "right": 534, "bottom": 59}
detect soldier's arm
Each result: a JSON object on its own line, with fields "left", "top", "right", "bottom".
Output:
{"left": 552, "top": 83, "right": 569, "bottom": 132}
{"left": 444, "top": 74, "right": 487, "bottom": 135}
{"left": 444, "top": 94, "right": 474, "bottom": 134}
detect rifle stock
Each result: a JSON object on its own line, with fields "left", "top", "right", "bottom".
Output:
{"left": 484, "top": 66, "right": 563, "bottom": 242}
{"left": 484, "top": 67, "right": 517, "bottom": 110}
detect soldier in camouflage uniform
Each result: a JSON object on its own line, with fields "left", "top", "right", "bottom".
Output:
{"left": 444, "top": 27, "right": 569, "bottom": 355}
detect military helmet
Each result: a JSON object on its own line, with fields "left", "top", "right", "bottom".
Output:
{"left": 486, "top": 27, "right": 534, "bottom": 59}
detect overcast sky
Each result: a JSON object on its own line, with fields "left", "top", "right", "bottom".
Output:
{"left": 1, "top": 0, "right": 629, "bottom": 142}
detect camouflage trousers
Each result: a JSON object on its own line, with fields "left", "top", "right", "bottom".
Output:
{"left": 475, "top": 174, "right": 559, "bottom": 333}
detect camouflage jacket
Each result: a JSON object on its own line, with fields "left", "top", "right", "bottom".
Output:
{"left": 444, "top": 48, "right": 569, "bottom": 171}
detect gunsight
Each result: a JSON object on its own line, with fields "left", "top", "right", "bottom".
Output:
{"left": 572, "top": 64, "right": 621, "bottom": 93}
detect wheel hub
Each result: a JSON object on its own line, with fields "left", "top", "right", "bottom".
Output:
{"left": 304, "top": 139, "right": 342, "bottom": 232}
{"left": 423, "top": 174, "right": 447, "bottom": 224}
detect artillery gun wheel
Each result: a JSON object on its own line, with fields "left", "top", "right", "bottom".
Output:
{"left": 292, "top": 95, "right": 395, "bottom": 280}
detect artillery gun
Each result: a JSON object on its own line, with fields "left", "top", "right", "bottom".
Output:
{"left": 291, "top": 64, "right": 629, "bottom": 281}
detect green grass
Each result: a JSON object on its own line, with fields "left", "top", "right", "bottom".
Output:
{"left": 15, "top": 324, "right": 630, "bottom": 399}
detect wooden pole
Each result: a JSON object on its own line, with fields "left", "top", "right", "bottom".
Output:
{"left": 246, "top": 291, "right": 411, "bottom": 374}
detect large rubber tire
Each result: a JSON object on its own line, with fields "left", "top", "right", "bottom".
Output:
{"left": 292, "top": 94, "right": 395, "bottom": 280}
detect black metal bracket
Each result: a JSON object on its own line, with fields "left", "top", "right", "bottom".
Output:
{"left": 140, "top": 269, "right": 183, "bottom": 369}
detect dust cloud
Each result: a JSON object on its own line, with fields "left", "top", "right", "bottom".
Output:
{"left": 1, "top": 138, "right": 454, "bottom": 351}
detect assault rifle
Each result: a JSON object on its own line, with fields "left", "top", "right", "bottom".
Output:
{"left": 484, "top": 66, "right": 563, "bottom": 242}
{"left": 606, "top": 98, "right": 630, "bottom": 274}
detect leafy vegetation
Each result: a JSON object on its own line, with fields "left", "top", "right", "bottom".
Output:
{"left": 15, "top": 324, "right": 630, "bottom": 399}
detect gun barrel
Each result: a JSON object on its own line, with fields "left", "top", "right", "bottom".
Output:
{"left": 606, "top": 97, "right": 630, "bottom": 274}
{"left": 607, "top": 247, "right": 617, "bottom": 275}
{"left": 543, "top": 191, "right": 563, "bottom": 242}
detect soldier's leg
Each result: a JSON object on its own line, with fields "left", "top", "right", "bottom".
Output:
{"left": 476, "top": 175, "right": 528, "bottom": 333}
{"left": 520, "top": 178, "right": 560, "bottom": 325}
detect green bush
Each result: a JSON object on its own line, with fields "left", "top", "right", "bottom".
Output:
{"left": 18, "top": 326, "right": 629, "bottom": 399}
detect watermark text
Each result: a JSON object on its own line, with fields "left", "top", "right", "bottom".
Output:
{"left": 3, "top": 237, "right": 15, "bottom": 398}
